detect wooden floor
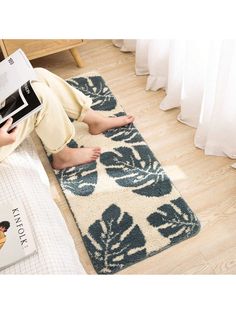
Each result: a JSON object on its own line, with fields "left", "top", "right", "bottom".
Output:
{"left": 30, "top": 39, "right": 236, "bottom": 274}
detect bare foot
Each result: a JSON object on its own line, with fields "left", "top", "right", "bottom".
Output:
{"left": 52, "top": 146, "right": 101, "bottom": 170}
{"left": 88, "top": 115, "right": 135, "bottom": 135}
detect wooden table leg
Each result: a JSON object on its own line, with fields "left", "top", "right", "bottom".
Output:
{"left": 69, "top": 47, "right": 84, "bottom": 67}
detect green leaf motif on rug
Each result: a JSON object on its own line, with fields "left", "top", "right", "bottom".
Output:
{"left": 67, "top": 76, "right": 117, "bottom": 111}
{"left": 147, "top": 197, "right": 201, "bottom": 244}
{"left": 54, "top": 139, "right": 98, "bottom": 196}
{"left": 100, "top": 145, "right": 172, "bottom": 197}
{"left": 83, "top": 204, "right": 147, "bottom": 274}
{"left": 55, "top": 162, "right": 98, "bottom": 197}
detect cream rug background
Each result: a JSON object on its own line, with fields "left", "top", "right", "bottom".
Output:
{"left": 47, "top": 73, "right": 201, "bottom": 274}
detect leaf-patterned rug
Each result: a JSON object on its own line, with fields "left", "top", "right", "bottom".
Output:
{"left": 48, "top": 74, "right": 201, "bottom": 274}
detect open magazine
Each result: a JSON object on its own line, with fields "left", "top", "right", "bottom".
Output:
{"left": 0, "top": 200, "right": 37, "bottom": 270}
{"left": 0, "top": 49, "right": 42, "bottom": 131}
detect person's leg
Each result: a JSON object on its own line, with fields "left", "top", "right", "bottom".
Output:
{"left": 34, "top": 67, "right": 92, "bottom": 121}
{"left": 34, "top": 68, "right": 135, "bottom": 133}
{"left": 32, "top": 81, "right": 101, "bottom": 169}
{"left": 0, "top": 81, "right": 101, "bottom": 168}
{"left": 0, "top": 113, "right": 37, "bottom": 162}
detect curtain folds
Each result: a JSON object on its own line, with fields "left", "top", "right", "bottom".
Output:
{"left": 114, "top": 39, "right": 236, "bottom": 159}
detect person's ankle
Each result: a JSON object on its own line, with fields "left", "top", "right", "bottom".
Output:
{"left": 53, "top": 147, "right": 71, "bottom": 162}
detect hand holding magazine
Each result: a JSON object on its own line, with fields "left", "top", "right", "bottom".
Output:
{"left": 0, "top": 49, "right": 42, "bottom": 131}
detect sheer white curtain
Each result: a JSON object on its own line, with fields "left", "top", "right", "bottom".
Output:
{"left": 112, "top": 40, "right": 136, "bottom": 52}
{"left": 115, "top": 40, "right": 236, "bottom": 160}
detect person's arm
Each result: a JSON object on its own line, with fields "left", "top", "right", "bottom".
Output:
{"left": 0, "top": 118, "right": 18, "bottom": 147}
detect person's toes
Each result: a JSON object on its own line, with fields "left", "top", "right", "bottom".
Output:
{"left": 94, "top": 147, "right": 101, "bottom": 152}
{"left": 127, "top": 115, "right": 134, "bottom": 122}
{"left": 92, "top": 149, "right": 101, "bottom": 158}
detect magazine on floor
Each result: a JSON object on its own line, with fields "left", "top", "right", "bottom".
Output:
{"left": 0, "top": 200, "right": 37, "bottom": 271}
{"left": 0, "top": 49, "right": 42, "bottom": 131}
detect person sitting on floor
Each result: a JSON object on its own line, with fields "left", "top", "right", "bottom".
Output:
{"left": 0, "top": 68, "right": 134, "bottom": 169}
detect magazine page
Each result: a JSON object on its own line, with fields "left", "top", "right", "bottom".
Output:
{"left": 0, "top": 80, "right": 42, "bottom": 130}
{"left": 0, "top": 49, "right": 36, "bottom": 103}
{"left": 0, "top": 200, "right": 37, "bottom": 270}
{"left": 0, "top": 87, "right": 28, "bottom": 124}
